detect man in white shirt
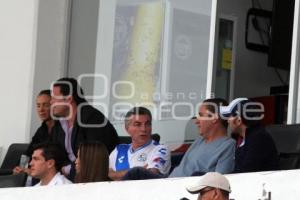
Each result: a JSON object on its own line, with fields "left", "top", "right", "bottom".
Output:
{"left": 109, "top": 107, "right": 171, "bottom": 180}
{"left": 30, "top": 143, "right": 72, "bottom": 186}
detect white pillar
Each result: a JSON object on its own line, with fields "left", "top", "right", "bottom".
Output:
{"left": 0, "top": 0, "right": 39, "bottom": 163}
{"left": 0, "top": 0, "right": 70, "bottom": 164}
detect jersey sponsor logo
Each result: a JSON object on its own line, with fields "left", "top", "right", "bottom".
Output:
{"left": 137, "top": 153, "right": 147, "bottom": 162}
{"left": 118, "top": 156, "right": 125, "bottom": 163}
{"left": 158, "top": 148, "right": 167, "bottom": 155}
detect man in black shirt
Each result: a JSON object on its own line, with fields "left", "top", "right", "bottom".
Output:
{"left": 50, "top": 77, "right": 119, "bottom": 180}
{"left": 13, "top": 90, "right": 54, "bottom": 176}
{"left": 220, "top": 98, "right": 279, "bottom": 173}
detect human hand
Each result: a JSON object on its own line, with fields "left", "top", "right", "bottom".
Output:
{"left": 13, "top": 166, "right": 24, "bottom": 175}
{"left": 23, "top": 168, "right": 31, "bottom": 175}
{"left": 13, "top": 166, "right": 31, "bottom": 175}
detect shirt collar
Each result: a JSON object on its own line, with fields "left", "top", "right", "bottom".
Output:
{"left": 129, "top": 140, "right": 152, "bottom": 153}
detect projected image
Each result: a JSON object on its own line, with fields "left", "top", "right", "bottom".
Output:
{"left": 110, "top": 2, "right": 164, "bottom": 121}
{"left": 109, "top": 1, "right": 212, "bottom": 122}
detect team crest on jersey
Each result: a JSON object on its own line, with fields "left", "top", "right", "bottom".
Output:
{"left": 137, "top": 153, "right": 147, "bottom": 162}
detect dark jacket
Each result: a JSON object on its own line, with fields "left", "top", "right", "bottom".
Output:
{"left": 51, "top": 104, "right": 119, "bottom": 156}
{"left": 51, "top": 104, "right": 120, "bottom": 181}
{"left": 234, "top": 126, "right": 279, "bottom": 173}
{"left": 26, "top": 121, "right": 52, "bottom": 157}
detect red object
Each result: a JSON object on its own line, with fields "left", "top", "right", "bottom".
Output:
{"left": 251, "top": 96, "right": 276, "bottom": 125}
{"left": 171, "top": 143, "right": 191, "bottom": 154}
{"left": 251, "top": 95, "right": 288, "bottom": 125}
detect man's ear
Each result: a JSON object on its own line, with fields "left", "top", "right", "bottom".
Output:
{"left": 47, "top": 159, "right": 55, "bottom": 169}
{"left": 212, "top": 113, "right": 219, "bottom": 124}
{"left": 125, "top": 123, "right": 132, "bottom": 136}
{"left": 213, "top": 189, "right": 222, "bottom": 199}
{"left": 236, "top": 116, "right": 242, "bottom": 125}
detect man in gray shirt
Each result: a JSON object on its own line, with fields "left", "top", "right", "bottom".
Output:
{"left": 169, "top": 98, "right": 235, "bottom": 177}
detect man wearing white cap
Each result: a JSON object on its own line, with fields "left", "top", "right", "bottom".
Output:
{"left": 186, "top": 172, "right": 231, "bottom": 200}
{"left": 220, "top": 98, "right": 279, "bottom": 173}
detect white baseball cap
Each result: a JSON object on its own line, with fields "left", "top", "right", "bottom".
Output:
{"left": 220, "top": 98, "right": 248, "bottom": 117}
{"left": 186, "top": 172, "right": 231, "bottom": 194}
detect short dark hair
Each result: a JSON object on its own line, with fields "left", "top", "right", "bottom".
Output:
{"left": 32, "top": 143, "right": 68, "bottom": 172}
{"left": 219, "top": 189, "right": 230, "bottom": 199}
{"left": 124, "top": 107, "right": 152, "bottom": 126}
{"left": 53, "top": 77, "right": 87, "bottom": 105}
{"left": 202, "top": 98, "right": 228, "bottom": 128}
{"left": 38, "top": 89, "right": 51, "bottom": 97}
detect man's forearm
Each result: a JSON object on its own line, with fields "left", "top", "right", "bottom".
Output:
{"left": 148, "top": 168, "right": 160, "bottom": 174}
{"left": 108, "top": 169, "right": 128, "bottom": 181}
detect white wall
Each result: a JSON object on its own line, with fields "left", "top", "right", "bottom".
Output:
{"left": 0, "top": 0, "right": 39, "bottom": 163}
{"left": 30, "top": 0, "right": 70, "bottom": 136}
{"left": 0, "top": 170, "right": 299, "bottom": 199}
{"left": 0, "top": 0, "right": 70, "bottom": 164}
{"left": 218, "top": 0, "right": 289, "bottom": 98}
{"left": 67, "top": 0, "right": 100, "bottom": 97}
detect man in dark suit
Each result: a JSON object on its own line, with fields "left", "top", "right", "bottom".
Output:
{"left": 50, "top": 77, "right": 119, "bottom": 179}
